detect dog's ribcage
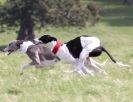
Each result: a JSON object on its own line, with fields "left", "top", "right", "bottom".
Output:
{"left": 56, "top": 36, "right": 100, "bottom": 64}
{"left": 57, "top": 44, "right": 77, "bottom": 63}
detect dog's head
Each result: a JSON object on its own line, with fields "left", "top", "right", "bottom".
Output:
{"left": 3, "top": 40, "right": 23, "bottom": 55}
{"left": 39, "top": 35, "right": 57, "bottom": 44}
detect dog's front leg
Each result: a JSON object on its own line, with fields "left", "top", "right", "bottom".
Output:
{"left": 72, "top": 60, "right": 85, "bottom": 76}
{"left": 78, "top": 54, "right": 94, "bottom": 76}
{"left": 74, "top": 64, "right": 86, "bottom": 76}
{"left": 79, "top": 49, "right": 95, "bottom": 76}
{"left": 74, "top": 60, "right": 94, "bottom": 76}
{"left": 19, "top": 62, "right": 34, "bottom": 75}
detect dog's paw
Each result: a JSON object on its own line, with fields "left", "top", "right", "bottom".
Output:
{"left": 20, "top": 72, "right": 23, "bottom": 75}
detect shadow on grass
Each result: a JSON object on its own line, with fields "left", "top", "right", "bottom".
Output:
{"left": 0, "top": 45, "right": 6, "bottom": 52}
{"left": 98, "top": 0, "right": 133, "bottom": 26}
{"left": 7, "top": 88, "right": 22, "bottom": 95}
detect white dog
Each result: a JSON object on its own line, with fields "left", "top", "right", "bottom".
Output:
{"left": 37, "top": 35, "right": 131, "bottom": 76}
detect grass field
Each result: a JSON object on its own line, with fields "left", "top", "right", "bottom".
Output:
{"left": 0, "top": 0, "right": 133, "bottom": 102}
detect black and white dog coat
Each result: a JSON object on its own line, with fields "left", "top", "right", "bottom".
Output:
{"left": 38, "top": 35, "right": 131, "bottom": 75}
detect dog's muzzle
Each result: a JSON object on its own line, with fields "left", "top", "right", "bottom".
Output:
{"left": 3, "top": 48, "right": 14, "bottom": 55}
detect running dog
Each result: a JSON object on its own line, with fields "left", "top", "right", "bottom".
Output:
{"left": 38, "top": 35, "right": 131, "bottom": 76}
{"left": 3, "top": 40, "right": 60, "bottom": 75}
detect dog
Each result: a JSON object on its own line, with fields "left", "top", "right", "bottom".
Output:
{"left": 3, "top": 40, "right": 60, "bottom": 75}
{"left": 37, "top": 35, "right": 131, "bottom": 76}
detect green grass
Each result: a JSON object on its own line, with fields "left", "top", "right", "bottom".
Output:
{"left": 0, "top": 0, "right": 133, "bottom": 102}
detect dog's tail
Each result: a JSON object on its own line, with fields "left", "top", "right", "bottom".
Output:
{"left": 101, "top": 47, "right": 131, "bottom": 68}
{"left": 101, "top": 47, "right": 116, "bottom": 63}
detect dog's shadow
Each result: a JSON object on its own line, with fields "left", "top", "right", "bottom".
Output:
{"left": 0, "top": 45, "right": 6, "bottom": 52}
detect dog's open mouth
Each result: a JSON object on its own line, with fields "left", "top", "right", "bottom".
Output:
{"left": 3, "top": 47, "right": 16, "bottom": 55}
{"left": 7, "top": 50, "right": 13, "bottom": 55}
{"left": 4, "top": 49, "right": 14, "bottom": 55}
{"left": 7, "top": 49, "right": 15, "bottom": 55}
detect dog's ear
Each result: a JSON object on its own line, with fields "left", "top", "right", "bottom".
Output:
{"left": 16, "top": 40, "right": 23, "bottom": 47}
{"left": 39, "top": 35, "right": 57, "bottom": 43}
{"left": 46, "top": 35, "right": 51, "bottom": 39}
{"left": 34, "top": 39, "right": 43, "bottom": 44}
{"left": 42, "top": 35, "right": 51, "bottom": 40}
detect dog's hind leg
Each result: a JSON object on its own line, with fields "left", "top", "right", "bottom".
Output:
{"left": 91, "top": 62, "right": 107, "bottom": 75}
{"left": 86, "top": 57, "right": 107, "bottom": 75}
{"left": 90, "top": 58, "right": 108, "bottom": 66}
{"left": 116, "top": 62, "right": 131, "bottom": 68}
{"left": 63, "top": 60, "right": 94, "bottom": 76}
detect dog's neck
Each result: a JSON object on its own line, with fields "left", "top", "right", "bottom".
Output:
{"left": 19, "top": 41, "right": 34, "bottom": 53}
{"left": 47, "top": 41, "right": 62, "bottom": 54}
{"left": 52, "top": 41, "right": 62, "bottom": 54}
{"left": 47, "top": 41, "right": 58, "bottom": 49}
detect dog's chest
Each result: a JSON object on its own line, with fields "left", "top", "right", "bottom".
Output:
{"left": 20, "top": 41, "right": 34, "bottom": 53}
{"left": 56, "top": 44, "right": 76, "bottom": 63}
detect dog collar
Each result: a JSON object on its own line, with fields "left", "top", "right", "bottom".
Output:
{"left": 52, "top": 40, "right": 62, "bottom": 55}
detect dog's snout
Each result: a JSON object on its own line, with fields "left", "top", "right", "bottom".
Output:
{"left": 3, "top": 47, "right": 10, "bottom": 52}
{"left": 3, "top": 48, "right": 7, "bottom": 52}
